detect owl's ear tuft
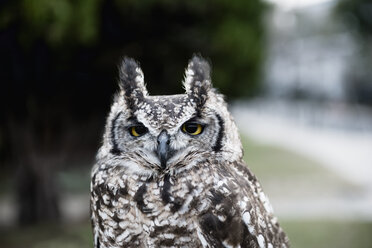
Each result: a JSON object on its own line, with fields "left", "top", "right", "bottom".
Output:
{"left": 183, "top": 55, "right": 212, "bottom": 108}
{"left": 118, "top": 57, "right": 148, "bottom": 107}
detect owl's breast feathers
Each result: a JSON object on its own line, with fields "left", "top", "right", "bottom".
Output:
{"left": 90, "top": 160, "right": 289, "bottom": 248}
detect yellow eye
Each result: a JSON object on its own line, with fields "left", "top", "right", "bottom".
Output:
{"left": 130, "top": 125, "right": 148, "bottom": 137}
{"left": 182, "top": 123, "right": 204, "bottom": 135}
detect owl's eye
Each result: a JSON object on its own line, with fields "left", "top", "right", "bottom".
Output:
{"left": 129, "top": 125, "right": 148, "bottom": 137}
{"left": 182, "top": 123, "right": 204, "bottom": 136}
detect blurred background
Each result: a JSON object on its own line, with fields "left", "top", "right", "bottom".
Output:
{"left": 1, "top": 0, "right": 372, "bottom": 247}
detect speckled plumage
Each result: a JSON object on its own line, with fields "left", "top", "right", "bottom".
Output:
{"left": 90, "top": 56, "right": 289, "bottom": 248}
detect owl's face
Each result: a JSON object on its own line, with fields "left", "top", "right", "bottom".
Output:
{"left": 97, "top": 56, "right": 242, "bottom": 176}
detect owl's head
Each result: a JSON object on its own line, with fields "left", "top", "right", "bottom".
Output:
{"left": 97, "top": 56, "right": 242, "bottom": 176}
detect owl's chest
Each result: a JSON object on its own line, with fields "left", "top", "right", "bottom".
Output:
{"left": 124, "top": 172, "right": 211, "bottom": 223}
{"left": 93, "top": 169, "right": 216, "bottom": 247}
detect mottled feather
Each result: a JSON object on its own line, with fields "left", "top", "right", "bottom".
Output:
{"left": 91, "top": 56, "right": 289, "bottom": 248}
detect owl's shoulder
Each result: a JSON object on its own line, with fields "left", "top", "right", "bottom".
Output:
{"left": 192, "top": 160, "right": 289, "bottom": 247}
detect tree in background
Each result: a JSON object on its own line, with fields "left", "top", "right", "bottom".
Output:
{"left": 335, "top": 0, "right": 372, "bottom": 105}
{"left": 0, "top": 0, "right": 266, "bottom": 224}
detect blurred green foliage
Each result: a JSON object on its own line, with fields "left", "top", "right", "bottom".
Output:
{"left": 335, "top": 0, "right": 372, "bottom": 38}
{"left": 109, "top": 0, "right": 267, "bottom": 97}
{"left": 0, "top": 0, "right": 267, "bottom": 97}
{"left": 20, "top": 0, "right": 100, "bottom": 46}
{"left": 0, "top": 0, "right": 267, "bottom": 226}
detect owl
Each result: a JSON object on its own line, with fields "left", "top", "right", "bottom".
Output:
{"left": 90, "top": 56, "right": 289, "bottom": 248}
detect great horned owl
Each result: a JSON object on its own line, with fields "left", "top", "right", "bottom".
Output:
{"left": 90, "top": 56, "right": 289, "bottom": 248}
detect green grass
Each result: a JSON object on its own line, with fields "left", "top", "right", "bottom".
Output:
{"left": 282, "top": 220, "right": 372, "bottom": 248}
{"left": 241, "top": 135, "right": 360, "bottom": 198}
{"left": 0, "top": 221, "right": 93, "bottom": 248}
{"left": 1, "top": 220, "right": 372, "bottom": 248}
{"left": 242, "top": 135, "right": 337, "bottom": 179}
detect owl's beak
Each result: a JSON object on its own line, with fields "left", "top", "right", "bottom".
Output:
{"left": 157, "top": 130, "right": 171, "bottom": 169}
